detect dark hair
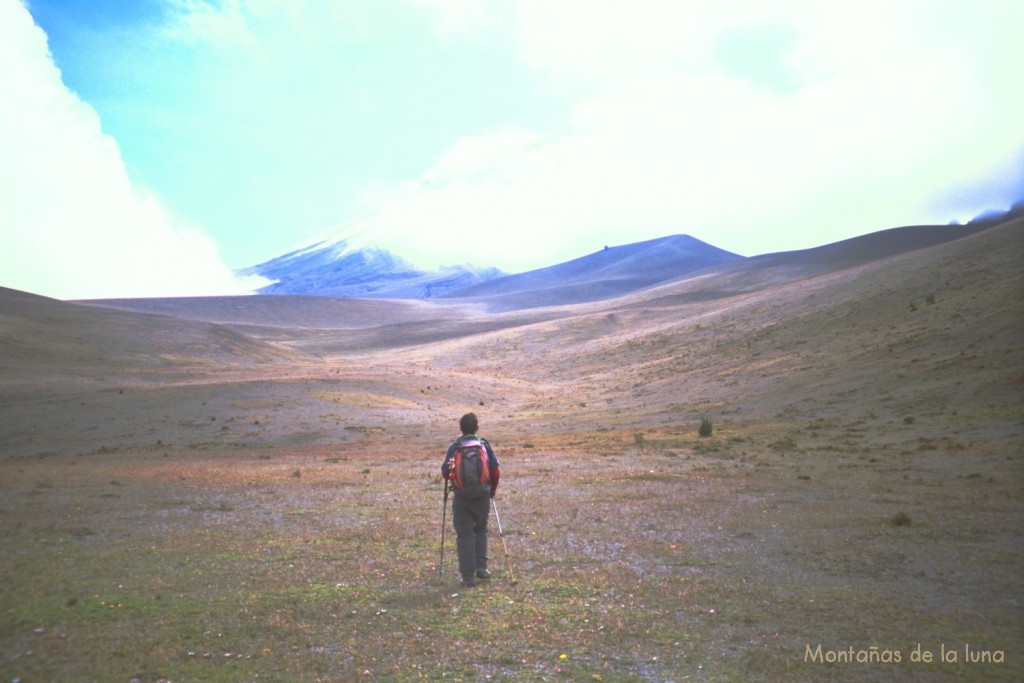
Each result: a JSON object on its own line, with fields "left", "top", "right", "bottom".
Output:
{"left": 459, "top": 412, "right": 478, "bottom": 435}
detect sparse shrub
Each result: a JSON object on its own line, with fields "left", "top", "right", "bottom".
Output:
{"left": 634, "top": 433, "right": 646, "bottom": 451}
{"left": 292, "top": 469, "right": 302, "bottom": 478}
{"left": 903, "top": 416, "right": 915, "bottom": 424}
{"left": 769, "top": 436, "right": 797, "bottom": 452}
{"left": 926, "top": 293, "right": 935, "bottom": 305}
{"left": 699, "top": 417, "right": 713, "bottom": 438}
{"left": 891, "top": 512, "right": 912, "bottom": 527}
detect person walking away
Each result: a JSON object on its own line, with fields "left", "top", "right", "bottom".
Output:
{"left": 441, "top": 413, "right": 500, "bottom": 587}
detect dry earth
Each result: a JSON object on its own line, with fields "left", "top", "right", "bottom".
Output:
{"left": 1, "top": 218, "right": 1022, "bottom": 681}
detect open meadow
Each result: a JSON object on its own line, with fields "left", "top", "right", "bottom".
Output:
{"left": 2, "top": 218, "right": 1022, "bottom": 681}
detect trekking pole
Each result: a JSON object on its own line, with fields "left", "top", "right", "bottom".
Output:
{"left": 438, "top": 478, "right": 450, "bottom": 577}
{"left": 490, "top": 498, "right": 518, "bottom": 585}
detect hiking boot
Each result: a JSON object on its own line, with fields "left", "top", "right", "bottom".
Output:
{"left": 475, "top": 569, "right": 493, "bottom": 580}
{"left": 461, "top": 577, "right": 477, "bottom": 588}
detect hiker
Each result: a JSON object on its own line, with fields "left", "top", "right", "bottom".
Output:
{"left": 441, "top": 412, "right": 500, "bottom": 587}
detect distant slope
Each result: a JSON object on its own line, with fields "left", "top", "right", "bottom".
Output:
{"left": 442, "top": 234, "right": 744, "bottom": 311}
{"left": 238, "top": 240, "right": 504, "bottom": 299}
{"left": 597, "top": 220, "right": 1009, "bottom": 312}
{"left": 733, "top": 201, "right": 1024, "bottom": 284}
{"left": 0, "top": 287, "right": 297, "bottom": 378}
{"left": 736, "top": 222, "right": 997, "bottom": 279}
{"left": 441, "top": 206, "right": 1024, "bottom": 312}
{"left": 81, "top": 294, "right": 462, "bottom": 331}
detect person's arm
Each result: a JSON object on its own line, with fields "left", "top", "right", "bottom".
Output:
{"left": 441, "top": 444, "right": 455, "bottom": 480}
{"left": 489, "top": 465, "right": 500, "bottom": 497}
{"left": 485, "top": 440, "right": 499, "bottom": 497}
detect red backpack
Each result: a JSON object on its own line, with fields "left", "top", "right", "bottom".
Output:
{"left": 452, "top": 438, "right": 491, "bottom": 498}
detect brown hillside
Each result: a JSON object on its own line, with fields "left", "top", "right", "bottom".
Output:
{"left": 382, "top": 217, "right": 1023, "bottom": 441}
{"left": 1, "top": 218, "right": 1020, "bottom": 457}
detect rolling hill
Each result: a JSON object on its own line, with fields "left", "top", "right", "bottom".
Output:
{"left": 1, "top": 209, "right": 1016, "bottom": 456}
{"left": 442, "top": 234, "right": 744, "bottom": 311}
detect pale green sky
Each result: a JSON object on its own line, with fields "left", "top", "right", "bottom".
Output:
{"left": 4, "top": 0, "right": 1023, "bottom": 298}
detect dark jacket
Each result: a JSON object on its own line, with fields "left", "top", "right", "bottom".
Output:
{"left": 442, "top": 435, "right": 500, "bottom": 497}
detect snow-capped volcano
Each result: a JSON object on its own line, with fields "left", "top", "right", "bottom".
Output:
{"left": 237, "top": 240, "right": 505, "bottom": 299}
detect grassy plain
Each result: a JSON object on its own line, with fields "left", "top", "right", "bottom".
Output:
{"left": 2, "top": 418, "right": 1020, "bottom": 681}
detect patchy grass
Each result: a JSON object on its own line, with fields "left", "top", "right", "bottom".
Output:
{"left": 1, "top": 422, "right": 1021, "bottom": 681}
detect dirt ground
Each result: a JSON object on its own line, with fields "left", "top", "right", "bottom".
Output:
{"left": 1, "top": 420, "right": 1020, "bottom": 681}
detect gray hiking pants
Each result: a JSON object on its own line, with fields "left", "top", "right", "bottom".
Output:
{"left": 451, "top": 493, "right": 489, "bottom": 581}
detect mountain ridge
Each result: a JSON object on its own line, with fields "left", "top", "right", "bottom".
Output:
{"left": 449, "top": 234, "right": 742, "bottom": 293}
{"left": 235, "top": 201, "right": 1023, "bottom": 311}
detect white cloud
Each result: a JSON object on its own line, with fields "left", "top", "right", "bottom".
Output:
{"left": 323, "top": 0, "right": 1024, "bottom": 269}
{"left": 0, "top": 0, "right": 265, "bottom": 299}
{"left": 15, "top": 0, "right": 1019, "bottom": 283}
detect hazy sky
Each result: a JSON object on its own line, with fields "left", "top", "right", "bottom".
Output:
{"left": 3, "top": 0, "right": 1023, "bottom": 299}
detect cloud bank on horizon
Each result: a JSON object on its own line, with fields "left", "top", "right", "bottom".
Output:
{"left": 3, "top": 0, "right": 1023, "bottom": 298}
{"left": 1, "top": 0, "right": 269, "bottom": 299}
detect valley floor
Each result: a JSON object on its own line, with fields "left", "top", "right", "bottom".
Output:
{"left": 1, "top": 417, "right": 1020, "bottom": 682}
